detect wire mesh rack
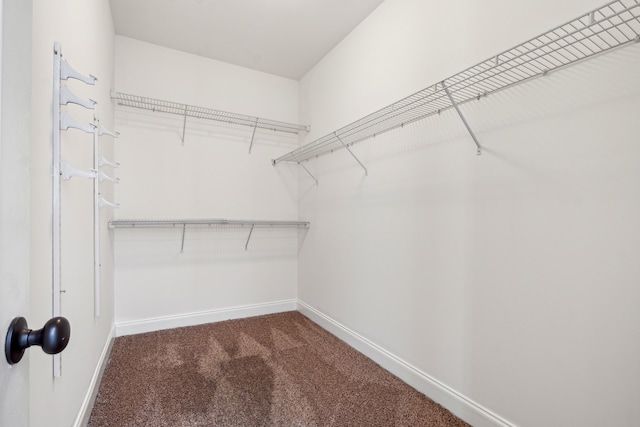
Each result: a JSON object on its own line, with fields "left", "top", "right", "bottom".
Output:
{"left": 112, "top": 92, "right": 309, "bottom": 135}
{"left": 273, "top": 0, "right": 640, "bottom": 165}
{"left": 109, "top": 218, "right": 310, "bottom": 252}
{"left": 109, "top": 219, "right": 310, "bottom": 229}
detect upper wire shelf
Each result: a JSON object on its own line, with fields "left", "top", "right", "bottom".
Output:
{"left": 273, "top": 0, "right": 640, "bottom": 165}
{"left": 112, "top": 92, "right": 309, "bottom": 145}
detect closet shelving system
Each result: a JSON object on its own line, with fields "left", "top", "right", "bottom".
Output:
{"left": 53, "top": 42, "right": 120, "bottom": 376}
{"left": 111, "top": 91, "right": 309, "bottom": 150}
{"left": 272, "top": 0, "right": 640, "bottom": 181}
{"left": 110, "top": 95, "right": 311, "bottom": 250}
{"left": 109, "top": 219, "right": 310, "bottom": 252}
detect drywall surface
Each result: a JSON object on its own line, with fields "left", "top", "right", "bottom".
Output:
{"left": 30, "top": 1, "right": 116, "bottom": 426}
{"left": 297, "top": 0, "right": 640, "bottom": 426}
{"left": 113, "top": 37, "right": 301, "bottom": 329}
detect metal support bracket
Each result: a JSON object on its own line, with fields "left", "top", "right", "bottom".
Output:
{"left": 335, "top": 133, "right": 368, "bottom": 176}
{"left": 97, "top": 170, "right": 120, "bottom": 184}
{"left": 61, "top": 111, "right": 95, "bottom": 133}
{"left": 293, "top": 153, "right": 318, "bottom": 185}
{"left": 98, "top": 195, "right": 120, "bottom": 209}
{"left": 245, "top": 224, "right": 255, "bottom": 251}
{"left": 180, "top": 224, "right": 187, "bottom": 253}
{"left": 60, "top": 86, "right": 96, "bottom": 109}
{"left": 97, "top": 124, "right": 119, "bottom": 138}
{"left": 441, "top": 80, "right": 482, "bottom": 155}
{"left": 61, "top": 161, "right": 97, "bottom": 181}
{"left": 248, "top": 118, "right": 258, "bottom": 153}
{"left": 99, "top": 155, "right": 120, "bottom": 168}
{"left": 60, "top": 58, "right": 97, "bottom": 85}
{"left": 181, "top": 105, "right": 188, "bottom": 145}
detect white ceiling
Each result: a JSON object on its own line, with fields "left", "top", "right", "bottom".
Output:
{"left": 109, "top": 0, "right": 386, "bottom": 80}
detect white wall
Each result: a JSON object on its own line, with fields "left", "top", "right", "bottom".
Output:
{"left": 30, "top": 1, "right": 116, "bottom": 426}
{"left": 113, "top": 37, "right": 302, "bottom": 333}
{"left": 298, "top": 0, "right": 640, "bottom": 426}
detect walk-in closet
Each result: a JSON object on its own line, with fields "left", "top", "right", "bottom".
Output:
{"left": 2, "top": 1, "right": 639, "bottom": 426}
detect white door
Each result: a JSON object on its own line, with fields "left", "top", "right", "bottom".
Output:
{"left": 0, "top": 0, "right": 32, "bottom": 425}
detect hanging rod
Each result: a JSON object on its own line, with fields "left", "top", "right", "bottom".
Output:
{"left": 112, "top": 92, "right": 308, "bottom": 135}
{"left": 273, "top": 0, "right": 640, "bottom": 165}
{"left": 109, "top": 218, "right": 310, "bottom": 229}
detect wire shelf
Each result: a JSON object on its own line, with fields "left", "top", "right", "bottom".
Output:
{"left": 109, "top": 218, "right": 310, "bottom": 229}
{"left": 109, "top": 218, "right": 310, "bottom": 251}
{"left": 273, "top": 0, "right": 640, "bottom": 164}
{"left": 112, "top": 92, "right": 309, "bottom": 135}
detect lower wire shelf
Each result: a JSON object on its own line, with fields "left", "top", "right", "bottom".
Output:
{"left": 109, "top": 218, "right": 310, "bottom": 252}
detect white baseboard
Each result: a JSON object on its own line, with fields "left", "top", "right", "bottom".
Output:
{"left": 297, "top": 300, "right": 516, "bottom": 427}
{"left": 115, "top": 299, "right": 297, "bottom": 337}
{"left": 73, "top": 324, "right": 115, "bottom": 427}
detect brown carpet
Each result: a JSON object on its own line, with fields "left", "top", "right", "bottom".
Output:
{"left": 89, "top": 311, "right": 469, "bottom": 426}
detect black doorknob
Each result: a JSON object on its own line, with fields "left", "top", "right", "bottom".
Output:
{"left": 5, "top": 316, "right": 71, "bottom": 365}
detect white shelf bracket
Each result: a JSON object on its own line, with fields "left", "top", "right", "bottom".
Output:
{"left": 60, "top": 86, "right": 96, "bottom": 109}
{"left": 61, "top": 111, "right": 95, "bottom": 133}
{"left": 97, "top": 170, "right": 119, "bottom": 184}
{"left": 92, "top": 116, "right": 120, "bottom": 138}
{"left": 98, "top": 125, "right": 119, "bottom": 138}
{"left": 99, "top": 155, "right": 120, "bottom": 168}
{"left": 248, "top": 118, "right": 259, "bottom": 154}
{"left": 60, "top": 58, "right": 97, "bottom": 85}
{"left": 98, "top": 195, "right": 120, "bottom": 209}
{"left": 441, "top": 80, "right": 482, "bottom": 155}
{"left": 245, "top": 224, "right": 255, "bottom": 251}
{"left": 335, "top": 133, "right": 368, "bottom": 176}
{"left": 293, "top": 152, "right": 318, "bottom": 185}
{"left": 61, "top": 161, "right": 97, "bottom": 181}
